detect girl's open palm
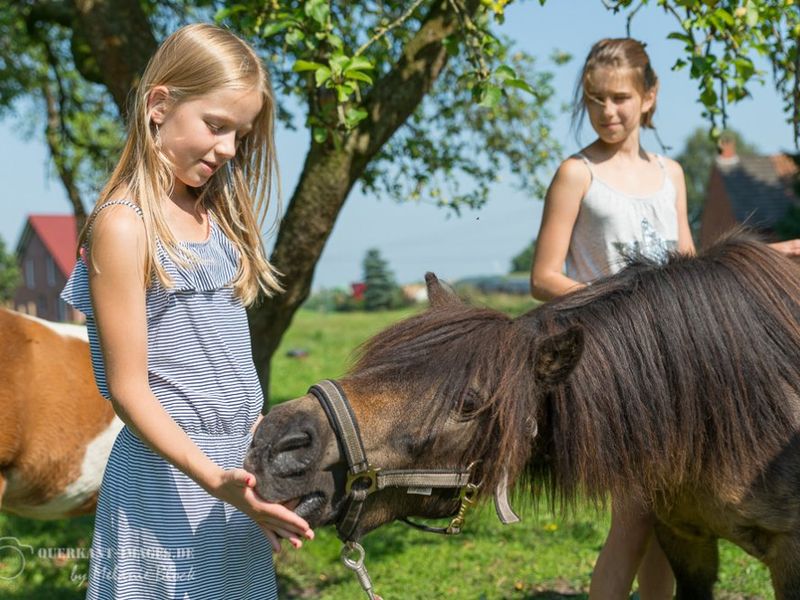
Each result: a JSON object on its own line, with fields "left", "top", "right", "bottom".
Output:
{"left": 212, "top": 468, "right": 314, "bottom": 553}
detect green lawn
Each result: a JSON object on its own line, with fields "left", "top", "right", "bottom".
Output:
{"left": 0, "top": 306, "right": 774, "bottom": 598}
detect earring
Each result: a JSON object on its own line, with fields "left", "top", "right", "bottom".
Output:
{"left": 154, "top": 124, "right": 161, "bottom": 148}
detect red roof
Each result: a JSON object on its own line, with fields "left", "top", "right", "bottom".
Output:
{"left": 27, "top": 215, "right": 78, "bottom": 278}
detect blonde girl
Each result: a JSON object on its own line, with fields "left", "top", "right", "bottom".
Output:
{"left": 62, "top": 24, "right": 313, "bottom": 599}
{"left": 530, "top": 38, "right": 691, "bottom": 600}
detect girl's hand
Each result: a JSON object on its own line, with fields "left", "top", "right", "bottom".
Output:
{"left": 209, "top": 468, "right": 314, "bottom": 553}
{"left": 769, "top": 239, "right": 800, "bottom": 257}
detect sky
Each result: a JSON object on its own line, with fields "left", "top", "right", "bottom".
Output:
{"left": 0, "top": 1, "right": 794, "bottom": 290}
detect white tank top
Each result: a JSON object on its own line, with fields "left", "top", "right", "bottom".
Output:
{"left": 565, "top": 153, "right": 679, "bottom": 283}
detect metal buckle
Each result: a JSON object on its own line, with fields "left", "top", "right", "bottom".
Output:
{"left": 446, "top": 482, "right": 479, "bottom": 534}
{"left": 346, "top": 467, "right": 380, "bottom": 495}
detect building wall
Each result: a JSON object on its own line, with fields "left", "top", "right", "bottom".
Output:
{"left": 12, "top": 232, "right": 82, "bottom": 323}
{"left": 699, "top": 166, "right": 738, "bottom": 249}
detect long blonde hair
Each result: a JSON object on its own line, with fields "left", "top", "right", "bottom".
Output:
{"left": 572, "top": 38, "right": 659, "bottom": 133}
{"left": 80, "top": 23, "right": 282, "bottom": 306}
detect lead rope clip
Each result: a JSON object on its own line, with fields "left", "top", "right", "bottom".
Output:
{"left": 341, "top": 541, "right": 380, "bottom": 600}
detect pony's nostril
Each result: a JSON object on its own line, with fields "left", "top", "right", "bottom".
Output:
{"left": 274, "top": 431, "right": 313, "bottom": 454}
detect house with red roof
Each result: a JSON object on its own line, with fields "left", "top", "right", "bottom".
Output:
{"left": 13, "top": 215, "right": 83, "bottom": 322}
{"left": 699, "top": 139, "right": 799, "bottom": 248}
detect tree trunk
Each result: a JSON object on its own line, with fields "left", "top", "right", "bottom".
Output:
{"left": 249, "top": 0, "right": 479, "bottom": 405}
{"left": 71, "top": 0, "right": 157, "bottom": 115}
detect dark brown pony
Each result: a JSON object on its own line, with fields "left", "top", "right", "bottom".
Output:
{"left": 247, "top": 233, "right": 800, "bottom": 599}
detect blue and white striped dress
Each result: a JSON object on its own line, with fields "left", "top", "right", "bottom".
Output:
{"left": 61, "top": 200, "right": 278, "bottom": 599}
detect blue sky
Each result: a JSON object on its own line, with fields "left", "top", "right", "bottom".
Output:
{"left": 1, "top": 1, "right": 794, "bottom": 289}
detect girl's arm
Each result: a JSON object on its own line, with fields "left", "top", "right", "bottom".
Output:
{"left": 666, "top": 158, "right": 696, "bottom": 255}
{"left": 530, "top": 158, "right": 590, "bottom": 301}
{"left": 88, "top": 206, "right": 312, "bottom": 552}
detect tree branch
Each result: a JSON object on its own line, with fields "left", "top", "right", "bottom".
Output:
{"left": 42, "top": 79, "right": 88, "bottom": 230}
{"left": 249, "top": 0, "right": 483, "bottom": 401}
{"left": 71, "top": 0, "right": 158, "bottom": 116}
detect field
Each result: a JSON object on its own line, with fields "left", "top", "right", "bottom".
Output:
{"left": 0, "top": 303, "right": 775, "bottom": 598}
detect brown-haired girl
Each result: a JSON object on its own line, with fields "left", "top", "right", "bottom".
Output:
{"left": 531, "top": 37, "right": 691, "bottom": 599}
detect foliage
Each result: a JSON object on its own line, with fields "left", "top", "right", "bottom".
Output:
{"left": 676, "top": 127, "right": 758, "bottom": 232}
{"left": 604, "top": 0, "right": 800, "bottom": 144}
{"left": 302, "top": 287, "right": 365, "bottom": 312}
{"left": 0, "top": 237, "right": 21, "bottom": 302}
{"left": 510, "top": 238, "right": 536, "bottom": 274}
{"left": 217, "top": 0, "right": 561, "bottom": 211}
{"left": 362, "top": 247, "right": 407, "bottom": 311}
{"left": 0, "top": 4, "right": 126, "bottom": 216}
{"left": 776, "top": 204, "right": 800, "bottom": 239}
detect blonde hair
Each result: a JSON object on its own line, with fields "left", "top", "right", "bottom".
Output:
{"left": 80, "top": 23, "right": 282, "bottom": 306}
{"left": 572, "top": 38, "right": 659, "bottom": 132}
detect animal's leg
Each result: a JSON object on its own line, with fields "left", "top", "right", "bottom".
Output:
{"left": 0, "top": 473, "right": 6, "bottom": 511}
{"left": 654, "top": 522, "right": 717, "bottom": 600}
{"left": 766, "top": 536, "right": 800, "bottom": 600}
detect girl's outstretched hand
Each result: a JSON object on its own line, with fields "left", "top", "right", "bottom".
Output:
{"left": 769, "top": 239, "right": 800, "bottom": 257}
{"left": 210, "top": 468, "right": 314, "bottom": 553}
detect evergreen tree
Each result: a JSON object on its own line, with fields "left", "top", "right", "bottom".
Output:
{"left": 0, "top": 237, "right": 20, "bottom": 303}
{"left": 510, "top": 239, "right": 536, "bottom": 274}
{"left": 362, "top": 248, "right": 397, "bottom": 312}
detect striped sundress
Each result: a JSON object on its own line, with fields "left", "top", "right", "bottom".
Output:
{"left": 61, "top": 200, "right": 278, "bottom": 599}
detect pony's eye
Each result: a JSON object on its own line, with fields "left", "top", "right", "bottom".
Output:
{"left": 456, "top": 388, "right": 483, "bottom": 420}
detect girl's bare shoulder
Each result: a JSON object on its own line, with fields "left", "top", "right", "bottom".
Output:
{"left": 552, "top": 154, "right": 591, "bottom": 188}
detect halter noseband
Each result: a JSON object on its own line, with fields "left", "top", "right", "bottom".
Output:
{"left": 308, "top": 379, "right": 521, "bottom": 600}
{"left": 308, "top": 380, "right": 520, "bottom": 540}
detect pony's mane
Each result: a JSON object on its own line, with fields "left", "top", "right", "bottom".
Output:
{"left": 527, "top": 231, "right": 800, "bottom": 507}
{"left": 350, "top": 232, "right": 800, "bottom": 509}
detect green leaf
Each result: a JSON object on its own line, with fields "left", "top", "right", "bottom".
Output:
{"left": 713, "top": 7, "right": 734, "bottom": 27}
{"left": 479, "top": 84, "right": 502, "bottom": 108}
{"left": 667, "top": 31, "right": 693, "bottom": 45}
{"left": 293, "top": 60, "right": 326, "bottom": 73}
{"left": 305, "top": 0, "right": 330, "bottom": 26}
{"left": 313, "top": 127, "right": 328, "bottom": 143}
{"left": 345, "top": 107, "right": 368, "bottom": 128}
{"left": 505, "top": 78, "right": 535, "bottom": 95}
{"left": 315, "top": 66, "right": 331, "bottom": 87}
{"left": 746, "top": 3, "right": 759, "bottom": 27}
{"left": 700, "top": 86, "right": 718, "bottom": 107}
{"left": 494, "top": 65, "right": 517, "bottom": 82}
{"left": 326, "top": 33, "right": 344, "bottom": 50}
{"left": 443, "top": 36, "right": 460, "bottom": 57}
{"left": 261, "top": 20, "right": 293, "bottom": 38}
{"left": 734, "top": 57, "right": 755, "bottom": 80}
{"left": 336, "top": 83, "right": 355, "bottom": 102}
{"left": 346, "top": 70, "right": 373, "bottom": 85}
{"left": 329, "top": 53, "right": 349, "bottom": 77}
{"left": 345, "top": 57, "right": 374, "bottom": 72}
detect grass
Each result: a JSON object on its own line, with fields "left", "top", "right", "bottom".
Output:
{"left": 0, "top": 304, "right": 775, "bottom": 598}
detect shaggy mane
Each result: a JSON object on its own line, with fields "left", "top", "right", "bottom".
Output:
{"left": 350, "top": 232, "right": 800, "bottom": 509}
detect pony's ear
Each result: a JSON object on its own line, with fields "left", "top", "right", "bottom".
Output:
{"left": 425, "top": 272, "right": 460, "bottom": 308}
{"left": 533, "top": 326, "right": 584, "bottom": 385}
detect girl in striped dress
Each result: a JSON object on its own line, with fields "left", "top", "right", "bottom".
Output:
{"left": 61, "top": 24, "right": 313, "bottom": 599}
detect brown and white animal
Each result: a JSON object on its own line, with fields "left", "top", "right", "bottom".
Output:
{"left": 247, "top": 234, "right": 800, "bottom": 600}
{"left": 0, "top": 308, "right": 122, "bottom": 519}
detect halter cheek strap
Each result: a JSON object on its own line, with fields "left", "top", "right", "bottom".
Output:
{"left": 309, "top": 378, "right": 521, "bottom": 600}
{"left": 308, "top": 379, "right": 520, "bottom": 539}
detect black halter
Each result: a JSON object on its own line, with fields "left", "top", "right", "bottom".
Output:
{"left": 308, "top": 379, "right": 518, "bottom": 542}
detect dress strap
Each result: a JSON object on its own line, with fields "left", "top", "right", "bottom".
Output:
{"left": 653, "top": 153, "right": 667, "bottom": 171}
{"left": 87, "top": 200, "right": 144, "bottom": 239}
{"left": 574, "top": 152, "right": 595, "bottom": 179}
